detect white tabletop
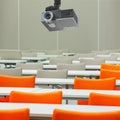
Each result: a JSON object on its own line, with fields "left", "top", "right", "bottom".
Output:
{"left": 43, "top": 64, "right": 57, "bottom": 69}
{"left": 22, "top": 57, "right": 47, "bottom": 61}
{"left": 117, "top": 57, "right": 120, "bottom": 61}
{"left": 1, "top": 103, "right": 120, "bottom": 118}
{"left": 1, "top": 88, "right": 120, "bottom": 100}
{"left": 43, "top": 64, "right": 101, "bottom": 70}
{"left": 85, "top": 65, "right": 100, "bottom": 70}
{"left": 22, "top": 69, "right": 100, "bottom": 77}
{"left": 36, "top": 78, "right": 74, "bottom": 85}
{"left": 34, "top": 89, "right": 120, "bottom": 99}
{"left": 0, "top": 59, "right": 27, "bottom": 64}
{"left": 35, "top": 78, "right": 120, "bottom": 87}
{"left": 0, "top": 87, "right": 40, "bottom": 96}
{"left": 68, "top": 70, "right": 100, "bottom": 77}
{"left": 106, "top": 60, "right": 120, "bottom": 64}
{"left": 62, "top": 52, "right": 75, "bottom": 56}
{"left": 36, "top": 54, "right": 62, "bottom": 58}
{"left": 73, "top": 60, "right": 120, "bottom": 65}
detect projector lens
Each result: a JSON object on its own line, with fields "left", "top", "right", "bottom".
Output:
{"left": 45, "top": 13, "right": 51, "bottom": 19}
{"left": 43, "top": 11, "right": 53, "bottom": 22}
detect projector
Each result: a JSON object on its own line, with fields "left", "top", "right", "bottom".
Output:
{"left": 41, "top": 0, "right": 78, "bottom": 31}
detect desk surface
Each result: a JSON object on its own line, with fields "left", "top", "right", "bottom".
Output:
{"left": 106, "top": 60, "right": 120, "bottom": 64}
{"left": 34, "top": 89, "right": 120, "bottom": 99}
{"left": 74, "top": 60, "right": 120, "bottom": 65}
{"left": 0, "top": 59, "right": 27, "bottom": 64}
{"left": 0, "top": 103, "right": 120, "bottom": 118}
{"left": 22, "top": 57, "right": 47, "bottom": 61}
{"left": 0, "top": 87, "right": 40, "bottom": 96}
{"left": 43, "top": 64, "right": 101, "bottom": 70}
{"left": 1, "top": 87, "right": 120, "bottom": 100}
{"left": 22, "top": 69, "right": 100, "bottom": 77}
{"left": 36, "top": 78, "right": 74, "bottom": 85}
{"left": 37, "top": 54, "right": 62, "bottom": 58}
{"left": 35, "top": 78, "right": 120, "bottom": 87}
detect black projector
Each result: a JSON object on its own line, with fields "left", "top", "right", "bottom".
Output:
{"left": 41, "top": 9, "right": 78, "bottom": 31}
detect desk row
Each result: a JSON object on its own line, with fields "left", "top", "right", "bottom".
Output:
{"left": 1, "top": 88, "right": 120, "bottom": 100}
{"left": 1, "top": 103, "right": 120, "bottom": 120}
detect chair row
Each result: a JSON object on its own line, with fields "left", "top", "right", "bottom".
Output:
{"left": 0, "top": 74, "right": 119, "bottom": 102}
{"left": 1, "top": 63, "right": 120, "bottom": 80}
{"left": 1, "top": 87, "right": 120, "bottom": 107}
{"left": 1, "top": 63, "right": 120, "bottom": 78}
{"left": 1, "top": 104, "right": 120, "bottom": 120}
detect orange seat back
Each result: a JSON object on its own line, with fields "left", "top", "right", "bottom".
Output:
{"left": 101, "top": 64, "right": 120, "bottom": 70}
{"left": 74, "top": 77, "right": 116, "bottom": 90}
{"left": 88, "top": 92, "right": 120, "bottom": 106}
{"left": 9, "top": 90, "right": 62, "bottom": 104}
{"left": 100, "top": 69, "right": 120, "bottom": 79}
{"left": 52, "top": 109, "right": 120, "bottom": 120}
{"left": 0, "top": 75, "right": 35, "bottom": 87}
{"left": 0, "top": 108, "right": 30, "bottom": 120}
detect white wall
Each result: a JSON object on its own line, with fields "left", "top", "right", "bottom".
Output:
{"left": 99, "top": 0, "right": 120, "bottom": 50}
{"left": 59, "top": 0, "right": 98, "bottom": 52}
{"left": 0, "top": 0, "right": 18, "bottom": 49}
{"left": 0, "top": 0, "right": 120, "bottom": 53}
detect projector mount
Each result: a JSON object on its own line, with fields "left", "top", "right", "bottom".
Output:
{"left": 45, "top": 0, "right": 61, "bottom": 11}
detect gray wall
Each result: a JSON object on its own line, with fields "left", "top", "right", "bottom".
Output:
{"left": 0, "top": 0, "right": 18, "bottom": 49}
{"left": 99, "top": 0, "right": 120, "bottom": 50}
{"left": 0, "top": 0, "right": 120, "bottom": 53}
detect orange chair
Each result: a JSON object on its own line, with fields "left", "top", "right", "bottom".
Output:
{"left": 0, "top": 75, "right": 35, "bottom": 102}
{"left": 88, "top": 92, "right": 120, "bottom": 106}
{"left": 0, "top": 75, "right": 35, "bottom": 87}
{"left": 100, "top": 69, "right": 120, "bottom": 90}
{"left": 0, "top": 108, "right": 30, "bottom": 120}
{"left": 100, "top": 69, "right": 120, "bottom": 79}
{"left": 52, "top": 109, "right": 120, "bottom": 120}
{"left": 9, "top": 90, "right": 62, "bottom": 104}
{"left": 74, "top": 77, "right": 116, "bottom": 105}
{"left": 101, "top": 63, "right": 120, "bottom": 70}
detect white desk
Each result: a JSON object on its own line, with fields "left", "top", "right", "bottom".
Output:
{"left": 1, "top": 88, "right": 120, "bottom": 100}
{"left": 0, "top": 59, "right": 27, "bottom": 68}
{"left": 35, "top": 78, "right": 74, "bottom": 85}
{"left": 43, "top": 64, "right": 57, "bottom": 70}
{"left": 0, "top": 59, "right": 27, "bottom": 64}
{"left": 85, "top": 65, "right": 100, "bottom": 70}
{"left": 106, "top": 60, "right": 120, "bottom": 64}
{"left": 37, "top": 54, "right": 62, "bottom": 58}
{"left": 22, "top": 57, "right": 47, "bottom": 61}
{"left": 68, "top": 70, "right": 100, "bottom": 77}
{"left": 62, "top": 52, "right": 76, "bottom": 56}
{"left": 73, "top": 60, "right": 120, "bottom": 66}
{"left": 1, "top": 103, "right": 120, "bottom": 119}
{"left": 22, "top": 69, "right": 100, "bottom": 77}
{"left": 35, "top": 78, "right": 120, "bottom": 87}
{"left": 79, "top": 57, "right": 95, "bottom": 60}
{"left": 43, "top": 64, "right": 101, "bottom": 70}
{"left": 96, "top": 55, "right": 111, "bottom": 57}
{"left": 117, "top": 57, "right": 120, "bottom": 61}
{"left": 34, "top": 89, "right": 120, "bottom": 100}
{"left": 0, "top": 87, "right": 40, "bottom": 96}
